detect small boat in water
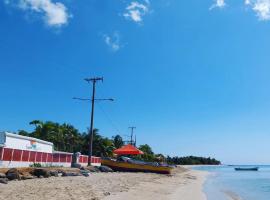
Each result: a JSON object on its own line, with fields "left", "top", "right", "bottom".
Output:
{"left": 234, "top": 167, "right": 259, "bottom": 171}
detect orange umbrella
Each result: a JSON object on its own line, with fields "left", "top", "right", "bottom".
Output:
{"left": 113, "top": 144, "right": 144, "bottom": 155}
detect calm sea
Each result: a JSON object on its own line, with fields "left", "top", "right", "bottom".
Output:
{"left": 195, "top": 165, "right": 270, "bottom": 200}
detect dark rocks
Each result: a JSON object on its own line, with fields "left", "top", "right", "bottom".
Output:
{"left": 80, "top": 170, "right": 90, "bottom": 177}
{"left": 0, "top": 178, "right": 8, "bottom": 184}
{"left": 98, "top": 166, "right": 114, "bottom": 173}
{"left": 83, "top": 166, "right": 100, "bottom": 173}
{"left": 80, "top": 169, "right": 90, "bottom": 173}
{"left": 6, "top": 168, "right": 21, "bottom": 180}
{"left": 21, "top": 175, "right": 34, "bottom": 180}
{"left": 71, "top": 163, "right": 81, "bottom": 168}
{"left": 31, "top": 168, "right": 51, "bottom": 178}
{"left": 62, "top": 172, "right": 82, "bottom": 177}
{"left": 49, "top": 170, "right": 59, "bottom": 177}
{"left": 81, "top": 173, "right": 90, "bottom": 177}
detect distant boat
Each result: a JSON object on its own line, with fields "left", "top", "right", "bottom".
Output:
{"left": 234, "top": 167, "right": 259, "bottom": 171}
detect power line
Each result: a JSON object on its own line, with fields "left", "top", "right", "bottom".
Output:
{"left": 73, "top": 77, "right": 113, "bottom": 166}
{"left": 96, "top": 102, "right": 122, "bottom": 135}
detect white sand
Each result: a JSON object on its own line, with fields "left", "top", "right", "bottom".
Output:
{"left": 0, "top": 167, "right": 208, "bottom": 200}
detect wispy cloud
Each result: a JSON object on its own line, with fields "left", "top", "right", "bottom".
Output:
{"left": 245, "top": 0, "right": 251, "bottom": 5}
{"left": 209, "top": 0, "right": 226, "bottom": 10}
{"left": 5, "top": 0, "right": 71, "bottom": 27}
{"left": 123, "top": 0, "right": 150, "bottom": 23}
{"left": 246, "top": 0, "right": 270, "bottom": 21}
{"left": 103, "top": 32, "right": 122, "bottom": 52}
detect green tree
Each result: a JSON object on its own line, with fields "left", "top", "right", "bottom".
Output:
{"left": 20, "top": 120, "right": 84, "bottom": 152}
{"left": 137, "top": 144, "right": 155, "bottom": 162}
{"left": 112, "top": 135, "right": 124, "bottom": 149}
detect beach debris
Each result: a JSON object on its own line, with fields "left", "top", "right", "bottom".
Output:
{"left": 80, "top": 169, "right": 90, "bottom": 177}
{"left": 6, "top": 168, "right": 21, "bottom": 180}
{"left": 21, "top": 175, "right": 34, "bottom": 180}
{"left": 0, "top": 173, "right": 6, "bottom": 178}
{"left": 49, "top": 170, "right": 59, "bottom": 177}
{"left": 0, "top": 178, "right": 8, "bottom": 184}
{"left": 31, "top": 168, "right": 51, "bottom": 178}
{"left": 62, "top": 172, "right": 82, "bottom": 177}
{"left": 103, "top": 192, "right": 110, "bottom": 196}
{"left": 82, "top": 166, "right": 100, "bottom": 173}
{"left": 98, "top": 166, "right": 114, "bottom": 173}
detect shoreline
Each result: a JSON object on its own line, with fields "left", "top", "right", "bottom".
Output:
{"left": 0, "top": 167, "right": 208, "bottom": 200}
{"left": 105, "top": 167, "right": 208, "bottom": 200}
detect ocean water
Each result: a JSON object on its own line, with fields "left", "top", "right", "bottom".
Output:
{"left": 195, "top": 165, "right": 270, "bottom": 200}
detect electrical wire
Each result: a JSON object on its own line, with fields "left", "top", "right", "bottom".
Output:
{"left": 96, "top": 101, "right": 123, "bottom": 136}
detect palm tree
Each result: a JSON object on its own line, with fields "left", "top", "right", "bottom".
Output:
{"left": 112, "top": 135, "right": 124, "bottom": 149}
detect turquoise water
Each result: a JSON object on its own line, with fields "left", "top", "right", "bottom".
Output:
{"left": 195, "top": 165, "right": 270, "bottom": 200}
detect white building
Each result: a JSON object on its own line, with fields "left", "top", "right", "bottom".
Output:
{"left": 0, "top": 131, "right": 53, "bottom": 153}
{"left": 0, "top": 131, "right": 101, "bottom": 168}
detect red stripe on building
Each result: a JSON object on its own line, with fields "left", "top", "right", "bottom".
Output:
{"left": 12, "top": 149, "right": 22, "bottom": 161}
{"left": 3, "top": 148, "right": 12, "bottom": 161}
{"left": 60, "top": 154, "right": 66, "bottom": 163}
{"left": 22, "top": 150, "right": 30, "bottom": 162}
{"left": 36, "top": 152, "right": 42, "bottom": 162}
{"left": 47, "top": 153, "right": 52, "bottom": 162}
{"left": 67, "top": 155, "right": 72, "bottom": 163}
{"left": 29, "top": 151, "right": 36, "bottom": 162}
{"left": 53, "top": 154, "right": 59, "bottom": 162}
{"left": 0, "top": 147, "right": 3, "bottom": 161}
{"left": 0, "top": 147, "right": 101, "bottom": 166}
{"left": 42, "top": 153, "right": 47, "bottom": 163}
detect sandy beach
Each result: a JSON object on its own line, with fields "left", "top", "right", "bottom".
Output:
{"left": 0, "top": 167, "right": 207, "bottom": 200}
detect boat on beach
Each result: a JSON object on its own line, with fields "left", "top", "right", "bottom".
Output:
{"left": 101, "top": 158, "right": 173, "bottom": 174}
{"left": 234, "top": 167, "right": 259, "bottom": 171}
{"left": 101, "top": 144, "right": 173, "bottom": 174}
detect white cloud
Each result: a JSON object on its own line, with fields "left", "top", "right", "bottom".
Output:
{"left": 5, "top": 0, "right": 70, "bottom": 27}
{"left": 245, "top": 0, "right": 251, "bottom": 5}
{"left": 249, "top": 0, "right": 270, "bottom": 20}
{"left": 209, "top": 0, "right": 226, "bottom": 10}
{"left": 103, "top": 32, "right": 121, "bottom": 52}
{"left": 123, "top": 1, "right": 150, "bottom": 23}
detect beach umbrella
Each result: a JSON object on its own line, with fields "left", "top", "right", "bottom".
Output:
{"left": 113, "top": 144, "right": 144, "bottom": 155}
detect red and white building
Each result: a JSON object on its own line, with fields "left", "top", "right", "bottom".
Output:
{"left": 0, "top": 131, "right": 101, "bottom": 168}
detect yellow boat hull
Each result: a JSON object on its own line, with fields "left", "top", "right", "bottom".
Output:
{"left": 101, "top": 159, "right": 173, "bottom": 174}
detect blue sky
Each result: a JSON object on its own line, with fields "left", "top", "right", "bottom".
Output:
{"left": 1, "top": 0, "right": 270, "bottom": 164}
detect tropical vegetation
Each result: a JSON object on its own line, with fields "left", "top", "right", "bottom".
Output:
{"left": 18, "top": 120, "right": 221, "bottom": 165}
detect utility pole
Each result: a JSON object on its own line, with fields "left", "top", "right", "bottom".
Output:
{"left": 86, "top": 77, "right": 102, "bottom": 166}
{"left": 74, "top": 77, "right": 113, "bottom": 166}
{"left": 128, "top": 126, "right": 136, "bottom": 145}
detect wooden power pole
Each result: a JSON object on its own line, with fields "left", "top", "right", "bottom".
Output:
{"left": 74, "top": 77, "right": 113, "bottom": 166}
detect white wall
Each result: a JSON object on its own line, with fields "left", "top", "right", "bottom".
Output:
{"left": 4, "top": 132, "right": 53, "bottom": 153}
{"left": 0, "top": 161, "right": 72, "bottom": 168}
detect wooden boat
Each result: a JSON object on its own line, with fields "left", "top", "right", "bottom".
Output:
{"left": 234, "top": 167, "right": 259, "bottom": 171}
{"left": 101, "top": 158, "right": 173, "bottom": 174}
